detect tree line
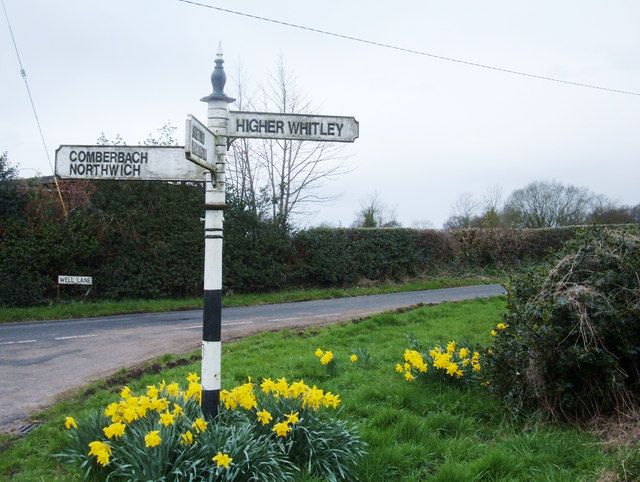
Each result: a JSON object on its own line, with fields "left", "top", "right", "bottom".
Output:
{"left": 443, "top": 181, "right": 639, "bottom": 229}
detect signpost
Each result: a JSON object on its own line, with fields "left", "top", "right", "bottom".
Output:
{"left": 228, "top": 111, "right": 359, "bottom": 143}
{"left": 185, "top": 115, "right": 217, "bottom": 172}
{"left": 57, "top": 275, "right": 93, "bottom": 302}
{"left": 58, "top": 275, "right": 92, "bottom": 285}
{"left": 56, "top": 42, "right": 359, "bottom": 421}
{"left": 55, "top": 145, "right": 205, "bottom": 181}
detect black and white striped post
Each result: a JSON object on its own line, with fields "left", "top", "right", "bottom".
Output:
{"left": 199, "top": 43, "right": 235, "bottom": 420}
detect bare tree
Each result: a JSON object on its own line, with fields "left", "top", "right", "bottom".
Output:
{"left": 227, "top": 57, "right": 348, "bottom": 228}
{"left": 352, "top": 192, "right": 400, "bottom": 228}
{"left": 227, "top": 62, "right": 262, "bottom": 212}
{"left": 443, "top": 192, "right": 478, "bottom": 229}
{"left": 502, "top": 180, "right": 594, "bottom": 228}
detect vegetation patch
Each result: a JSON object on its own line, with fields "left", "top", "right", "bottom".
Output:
{"left": 486, "top": 227, "right": 640, "bottom": 420}
{"left": 1, "top": 297, "right": 636, "bottom": 481}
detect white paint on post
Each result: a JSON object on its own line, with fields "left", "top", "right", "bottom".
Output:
{"left": 201, "top": 341, "right": 221, "bottom": 390}
{"left": 55, "top": 146, "right": 205, "bottom": 181}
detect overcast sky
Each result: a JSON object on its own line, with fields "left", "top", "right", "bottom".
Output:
{"left": 2, "top": 0, "right": 639, "bottom": 227}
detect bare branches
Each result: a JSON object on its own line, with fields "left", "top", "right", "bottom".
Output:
{"left": 227, "top": 56, "right": 349, "bottom": 228}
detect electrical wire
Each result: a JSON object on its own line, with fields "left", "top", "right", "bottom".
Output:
{"left": 1, "top": 0, "right": 68, "bottom": 217}
{"left": 177, "top": 0, "right": 640, "bottom": 98}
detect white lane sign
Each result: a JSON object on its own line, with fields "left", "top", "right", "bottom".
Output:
{"left": 55, "top": 145, "right": 206, "bottom": 181}
{"left": 185, "top": 115, "right": 216, "bottom": 171}
{"left": 58, "top": 275, "right": 92, "bottom": 285}
{"left": 228, "top": 111, "right": 359, "bottom": 143}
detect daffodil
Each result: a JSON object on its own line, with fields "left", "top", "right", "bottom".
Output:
{"left": 272, "top": 421, "right": 291, "bottom": 437}
{"left": 459, "top": 347, "right": 469, "bottom": 359}
{"left": 166, "top": 382, "right": 180, "bottom": 397}
{"left": 192, "top": 417, "right": 208, "bottom": 434}
{"left": 350, "top": 354, "right": 358, "bottom": 363}
{"left": 496, "top": 322, "right": 508, "bottom": 330}
{"left": 446, "top": 341, "right": 456, "bottom": 354}
{"left": 64, "top": 416, "right": 77, "bottom": 430}
{"left": 103, "top": 422, "right": 126, "bottom": 439}
{"left": 490, "top": 330, "right": 497, "bottom": 337}
{"left": 187, "top": 372, "right": 200, "bottom": 384}
{"left": 395, "top": 363, "right": 404, "bottom": 373}
{"left": 404, "top": 371, "right": 415, "bottom": 381}
{"left": 159, "top": 411, "right": 175, "bottom": 427}
{"left": 256, "top": 409, "right": 273, "bottom": 425}
{"left": 212, "top": 452, "right": 233, "bottom": 469}
{"left": 144, "top": 430, "right": 161, "bottom": 448}
{"left": 181, "top": 431, "right": 194, "bottom": 446}
{"left": 314, "top": 347, "right": 324, "bottom": 358}
{"left": 88, "top": 441, "right": 111, "bottom": 467}
{"left": 320, "top": 351, "right": 334, "bottom": 365}
{"left": 286, "top": 411, "right": 299, "bottom": 424}
{"left": 120, "top": 386, "right": 132, "bottom": 400}
{"left": 147, "top": 385, "right": 159, "bottom": 398}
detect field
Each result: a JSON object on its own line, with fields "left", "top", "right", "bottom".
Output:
{"left": 0, "top": 297, "right": 631, "bottom": 481}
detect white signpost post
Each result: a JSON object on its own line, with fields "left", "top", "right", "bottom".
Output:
{"left": 55, "top": 42, "right": 359, "bottom": 421}
{"left": 185, "top": 43, "right": 359, "bottom": 420}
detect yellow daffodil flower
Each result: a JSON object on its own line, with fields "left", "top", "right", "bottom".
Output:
{"left": 212, "top": 452, "right": 233, "bottom": 469}
{"left": 272, "top": 421, "right": 291, "bottom": 437}
{"left": 286, "top": 411, "right": 299, "bottom": 424}
{"left": 320, "top": 351, "right": 334, "bottom": 365}
{"left": 144, "top": 430, "right": 161, "bottom": 448}
{"left": 181, "top": 430, "right": 194, "bottom": 446}
{"left": 103, "top": 422, "right": 126, "bottom": 439}
{"left": 192, "top": 417, "right": 208, "bottom": 434}
{"left": 187, "top": 372, "right": 200, "bottom": 384}
{"left": 64, "top": 416, "right": 77, "bottom": 430}
{"left": 350, "top": 354, "right": 358, "bottom": 363}
{"left": 159, "top": 411, "right": 175, "bottom": 427}
{"left": 256, "top": 409, "right": 273, "bottom": 425}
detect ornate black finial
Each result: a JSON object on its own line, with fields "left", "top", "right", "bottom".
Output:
{"left": 201, "top": 42, "right": 236, "bottom": 103}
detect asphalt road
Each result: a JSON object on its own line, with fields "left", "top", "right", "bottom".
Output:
{"left": 0, "top": 284, "right": 504, "bottom": 431}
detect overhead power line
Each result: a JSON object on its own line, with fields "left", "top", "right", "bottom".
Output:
{"left": 1, "top": 0, "right": 68, "bottom": 217}
{"left": 177, "top": 0, "right": 640, "bottom": 98}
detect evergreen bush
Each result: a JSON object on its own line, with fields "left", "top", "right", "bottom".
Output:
{"left": 486, "top": 227, "right": 640, "bottom": 420}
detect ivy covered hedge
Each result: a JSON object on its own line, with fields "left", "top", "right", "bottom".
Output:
{"left": 1, "top": 180, "right": 629, "bottom": 307}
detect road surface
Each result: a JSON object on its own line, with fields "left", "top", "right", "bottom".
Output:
{"left": 0, "top": 284, "right": 504, "bottom": 431}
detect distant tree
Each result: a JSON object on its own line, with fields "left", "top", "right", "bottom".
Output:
{"left": 353, "top": 192, "right": 400, "bottom": 228}
{"left": 631, "top": 204, "right": 640, "bottom": 223}
{"left": 443, "top": 192, "right": 478, "bottom": 229}
{"left": 141, "top": 123, "right": 179, "bottom": 147}
{"left": 502, "top": 180, "right": 594, "bottom": 228}
{"left": 587, "top": 195, "right": 636, "bottom": 225}
{"left": 96, "top": 133, "right": 126, "bottom": 146}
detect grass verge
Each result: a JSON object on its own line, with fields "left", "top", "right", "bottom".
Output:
{"left": 2, "top": 297, "right": 631, "bottom": 481}
{"left": 0, "top": 275, "right": 498, "bottom": 323}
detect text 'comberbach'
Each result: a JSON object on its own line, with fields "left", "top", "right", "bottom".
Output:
{"left": 68, "top": 150, "right": 148, "bottom": 177}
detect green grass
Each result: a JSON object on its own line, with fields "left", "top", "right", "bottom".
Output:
{"left": 1, "top": 297, "right": 631, "bottom": 481}
{"left": 0, "top": 275, "right": 497, "bottom": 323}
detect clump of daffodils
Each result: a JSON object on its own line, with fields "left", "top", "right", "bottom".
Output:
{"left": 314, "top": 347, "right": 335, "bottom": 366}
{"left": 396, "top": 340, "right": 481, "bottom": 383}
{"left": 57, "top": 372, "right": 364, "bottom": 481}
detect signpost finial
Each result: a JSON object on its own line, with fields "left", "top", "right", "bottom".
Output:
{"left": 201, "top": 41, "right": 235, "bottom": 103}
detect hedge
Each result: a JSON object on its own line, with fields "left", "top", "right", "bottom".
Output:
{"left": 1, "top": 180, "right": 633, "bottom": 307}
